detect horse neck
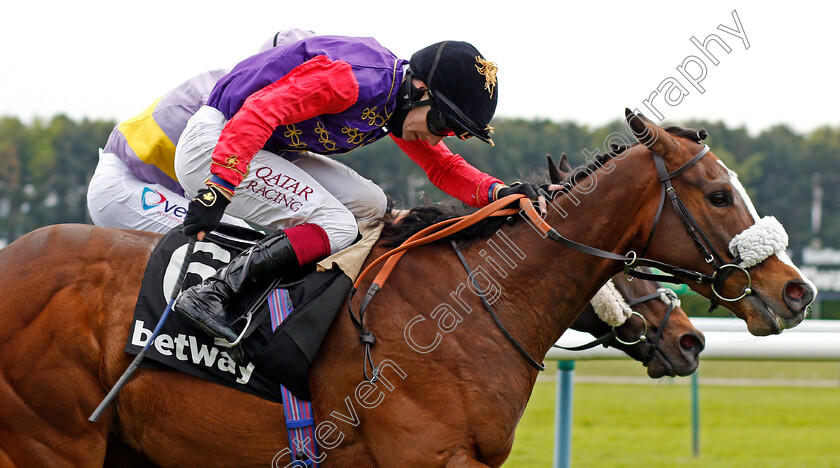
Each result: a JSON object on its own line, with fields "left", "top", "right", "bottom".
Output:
{"left": 461, "top": 148, "right": 659, "bottom": 364}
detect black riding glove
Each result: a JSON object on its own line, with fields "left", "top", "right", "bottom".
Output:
{"left": 495, "top": 182, "right": 541, "bottom": 202}
{"left": 183, "top": 185, "right": 231, "bottom": 238}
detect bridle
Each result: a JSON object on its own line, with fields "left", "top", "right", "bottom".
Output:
{"left": 551, "top": 287, "right": 678, "bottom": 369}
{"left": 542, "top": 144, "right": 754, "bottom": 314}
{"left": 641, "top": 144, "right": 752, "bottom": 312}
{"left": 626, "top": 288, "right": 679, "bottom": 366}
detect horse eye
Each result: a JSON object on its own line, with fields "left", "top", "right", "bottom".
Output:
{"left": 708, "top": 191, "right": 730, "bottom": 207}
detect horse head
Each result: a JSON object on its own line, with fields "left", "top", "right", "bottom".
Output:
{"left": 617, "top": 109, "right": 816, "bottom": 335}
{"left": 551, "top": 154, "right": 705, "bottom": 377}
{"left": 612, "top": 273, "right": 703, "bottom": 377}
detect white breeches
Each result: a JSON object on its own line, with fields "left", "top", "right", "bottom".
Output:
{"left": 87, "top": 151, "right": 248, "bottom": 234}
{"left": 174, "top": 106, "right": 387, "bottom": 254}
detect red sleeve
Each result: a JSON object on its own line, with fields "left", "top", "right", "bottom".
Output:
{"left": 210, "top": 55, "right": 359, "bottom": 187}
{"left": 390, "top": 135, "right": 502, "bottom": 207}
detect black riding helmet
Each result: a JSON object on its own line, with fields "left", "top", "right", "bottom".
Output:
{"left": 389, "top": 41, "right": 498, "bottom": 145}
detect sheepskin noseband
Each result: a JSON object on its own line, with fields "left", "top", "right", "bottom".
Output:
{"left": 591, "top": 280, "right": 633, "bottom": 327}
{"left": 728, "top": 216, "right": 788, "bottom": 268}
{"left": 656, "top": 287, "right": 681, "bottom": 309}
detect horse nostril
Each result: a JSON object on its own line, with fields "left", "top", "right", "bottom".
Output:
{"left": 786, "top": 282, "right": 805, "bottom": 300}
{"left": 679, "top": 332, "right": 704, "bottom": 352}
{"left": 784, "top": 280, "right": 815, "bottom": 309}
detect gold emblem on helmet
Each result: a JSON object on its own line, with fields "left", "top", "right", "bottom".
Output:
{"left": 475, "top": 57, "right": 497, "bottom": 98}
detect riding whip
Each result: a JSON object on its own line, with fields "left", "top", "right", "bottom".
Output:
{"left": 89, "top": 237, "right": 196, "bottom": 422}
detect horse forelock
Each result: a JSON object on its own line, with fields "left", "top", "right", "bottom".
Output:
{"left": 664, "top": 125, "right": 708, "bottom": 144}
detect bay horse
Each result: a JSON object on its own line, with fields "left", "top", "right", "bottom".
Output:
{"left": 96, "top": 269, "right": 704, "bottom": 467}
{"left": 0, "top": 111, "right": 813, "bottom": 467}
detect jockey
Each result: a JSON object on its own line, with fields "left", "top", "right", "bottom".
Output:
{"left": 86, "top": 28, "right": 316, "bottom": 233}
{"left": 172, "top": 37, "right": 541, "bottom": 344}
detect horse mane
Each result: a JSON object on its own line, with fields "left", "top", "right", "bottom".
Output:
{"left": 567, "top": 125, "right": 708, "bottom": 187}
{"left": 381, "top": 125, "right": 708, "bottom": 246}
{"left": 381, "top": 204, "right": 510, "bottom": 246}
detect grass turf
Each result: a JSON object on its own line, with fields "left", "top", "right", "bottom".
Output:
{"left": 505, "top": 361, "right": 840, "bottom": 467}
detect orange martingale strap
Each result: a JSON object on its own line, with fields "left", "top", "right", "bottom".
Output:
{"left": 518, "top": 197, "right": 552, "bottom": 236}
{"left": 353, "top": 194, "right": 536, "bottom": 292}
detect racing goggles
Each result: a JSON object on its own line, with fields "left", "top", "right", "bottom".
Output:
{"left": 424, "top": 91, "right": 492, "bottom": 144}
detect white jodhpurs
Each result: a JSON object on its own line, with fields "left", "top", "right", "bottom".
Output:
{"left": 174, "top": 106, "right": 387, "bottom": 254}
{"left": 87, "top": 151, "right": 248, "bottom": 234}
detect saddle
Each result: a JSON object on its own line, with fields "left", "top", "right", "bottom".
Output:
{"left": 124, "top": 223, "right": 364, "bottom": 402}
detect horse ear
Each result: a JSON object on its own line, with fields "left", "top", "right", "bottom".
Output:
{"left": 624, "top": 108, "right": 677, "bottom": 155}
{"left": 547, "top": 154, "right": 564, "bottom": 184}
{"left": 558, "top": 152, "right": 572, "bottom": 174}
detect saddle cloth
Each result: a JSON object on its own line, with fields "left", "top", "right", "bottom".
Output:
{"left": 124, "top": 223, "right": 366, "bottom": 402}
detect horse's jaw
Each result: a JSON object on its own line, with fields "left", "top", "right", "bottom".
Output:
{"left": 645, "top": 343, "right": 701, "bottom": 378}
{"left": 646, "top": 356, "right": 676, "bottom": 378}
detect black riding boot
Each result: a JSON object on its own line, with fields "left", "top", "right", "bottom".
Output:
{"left": 173, "top": 229, "right": 299, "bottom": 345}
